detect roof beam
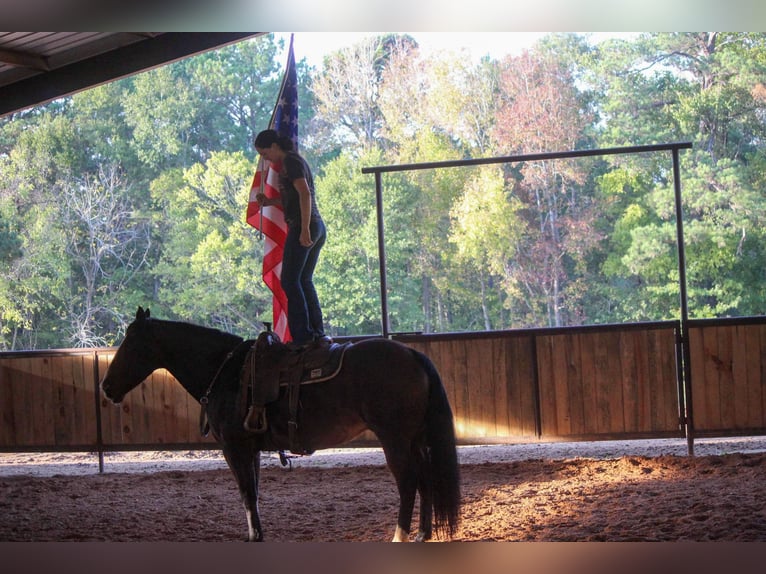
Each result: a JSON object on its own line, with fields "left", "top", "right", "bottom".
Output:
{"left": 0, "top": 32, "right": 261, "bottom": 118}
{"left": 0, "top": 48, "right": 50, "bottom": 71}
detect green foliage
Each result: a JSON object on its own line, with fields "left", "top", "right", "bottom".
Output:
{"left": 2, "top": 32, "right": 766, "bottom": 349}
{"left": 313, "top": 149, "right": 385, "bottom": 334}
{"left": 152, "top": 151, "right": 268, "bottom": 335}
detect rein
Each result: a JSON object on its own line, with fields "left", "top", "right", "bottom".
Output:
{"left": 198, "top": 339, "right": 250, "bottom": 436}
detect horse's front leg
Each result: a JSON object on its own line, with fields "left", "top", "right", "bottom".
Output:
{"left": 222, "top": 444, "right": 263, "bottom": 541}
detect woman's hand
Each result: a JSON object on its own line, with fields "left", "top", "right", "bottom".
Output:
{"left": 300, "top": 228, "right": 313, "bottom": 247}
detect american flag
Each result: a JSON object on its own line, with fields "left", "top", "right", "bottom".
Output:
{"left": 246, "top": 35, "right": 298, "bottom": 342}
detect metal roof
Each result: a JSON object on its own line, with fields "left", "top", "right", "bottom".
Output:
{"left": 0, "top": 32, "right": 262, "bottom": 118}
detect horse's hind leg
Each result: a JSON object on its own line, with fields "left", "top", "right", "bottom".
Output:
{"left": 222, "top": 444, "right": 263, "bottom": 541}
{"left": 414, "top": 445, "right": 433, "bottom": 542}
{"left": 380, "top": 437, "right": 421, "bottom": 542}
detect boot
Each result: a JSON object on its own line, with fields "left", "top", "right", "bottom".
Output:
{"left": 313, "top": 334, "right": 333, "bottom": 347}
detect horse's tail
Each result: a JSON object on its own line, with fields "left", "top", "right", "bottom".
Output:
{"left": 415, "top": 350, "right": 461, "bottom": 538}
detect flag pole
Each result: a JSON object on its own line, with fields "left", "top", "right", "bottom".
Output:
{"left": 270, "top": 33, "right": 294, "bottom": 126}
{"left": 257, "top": 156, "right": 265, "bottom": 240}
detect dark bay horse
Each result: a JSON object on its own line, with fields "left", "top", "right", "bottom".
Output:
{"left": 100, "top": 307, "right": 460, "bottom": 541}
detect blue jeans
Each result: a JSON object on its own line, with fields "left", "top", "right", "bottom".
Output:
{"left": 281, "top": 218, "right": 327, "bottom": 345}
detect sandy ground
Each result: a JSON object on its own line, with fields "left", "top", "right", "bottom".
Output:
{"left": 1, "top": 436, "right": 765, "bottom": 542}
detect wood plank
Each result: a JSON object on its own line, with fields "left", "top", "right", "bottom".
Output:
{"left": 703, "top": 326, "right": 723, "bottom": 431}
{"left": 693, "top": 327, "right": 716, "bottom": 431}
{"left": 731, "top": 325, "right": 750, "bottom": 429}
{"left": 132, "top": 372, "right": 152, "bottom": 443}
{"left": 152, "top": 371, "right": 172, "bottom": 443}
{"left": 579, "top": 330, "right": 598, "bottom": 435}
{"left": 688, "top": 327, "right": 708, "bottom": 430}
{"left": 65, "top": 354, "right": 90, "bottom": 446}
{"left": 122, "top": 377, "right": 147, "bottom": 444}
{"left": 633, "top": 329, "right": 651, "bottom": 433}
{"left": 606, "top": 331, "right": 625, "bottom": 433}
{"left": 51, "top": 355, "right": 73, "bottom": 446}
{"left": 535, "top": 335, "right": 557, "bottom": 436}
{"left": 620, "top": 330, "right": 639, "bottom": 433}
{"left": 505, "top": 336, "right": 536, "bottom": 438}
{"left": 432, "top": 340, "right": 456, "bottom": 435}
{"left": 645, "top": 329, "right": 661, "bottom": 431}
{"left": 660, "top": 328, "right": 680, "bottom": 431}
{"left": 491, "top": 337, "right": 510, "bottom": 438}
{"left": 15, "top": 357, "right": 38, "bottom": 446}
{"left": 592, "top": 331, "right": 614, "bottom": 434}
{"left": 450, "top": 339, "right": 469, "bottom": 438}
{"left": 426, "top": 341, "right": 458, "bottom": 427}
{"left": 551, "top": 333, "right": 572, "bottom": 436}
{"left": 99, "top": 352, "right": 125, "bottom": 446}
{"left": 761, "top": 325, "right": 766, "bottom": 429}
{"left": 465, "top": 337, "right": 494, "bottom": 438}
{"left": 0, "top": 360, "right": 18, "bottom": 447}
{"left": 566, "top": 333, "right": 585, "bottom": 435}
{"left": 166, "top": 370, "right": 191, "bottom": 443}
{"left": 717, "top": 326, "right": 735, "bottom": 429}
{"left": 744, "top": 325, "right": 764, "bottom": 428}
{"left": 35, "top": 355, "right": 56, "bottom": 445}
{"left": 73, "top": 354, "right": 97, "bottom": 446}
{"left": 13, "top": 358, "right": 35, "bottom": 446}
{"left": 649, "top": 328, "right": 673, "bottom": 432}
{"left": 152, "top": 375, "right": 167, "bottom": 443}
{"left": 155, "top": 370, "right": 177, "bottom": 443}
{"left": 518, "top": 336, "right": 539, "bottom": 438}
{"left": 428, "top": 341, "right": 457, "bottom": 428}
{"left": 502, "top": 338, "right": 520, "bottom": 437}
{"left": 415, "top": 340, "right": 450, "bottom": 426}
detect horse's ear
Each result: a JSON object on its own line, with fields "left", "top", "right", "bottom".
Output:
{"left": 145, "top": 308, "right": 150, "bottom": 318}
{"left": 136, "top": 306, "right": 148, "bottom": 322}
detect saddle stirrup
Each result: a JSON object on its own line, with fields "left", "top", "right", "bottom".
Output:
{"left": 244, "top": 404, "right": 267, "bottom": 433}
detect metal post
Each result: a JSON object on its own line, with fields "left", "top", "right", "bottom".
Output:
{"left": 671, "top": 148, "right": 695, "bottom": 456}
{"left": 93, "top": 350, "right": 105, "bottom": 473}
{"left": 374, "top": 172, "right": 391, "bottom": 337}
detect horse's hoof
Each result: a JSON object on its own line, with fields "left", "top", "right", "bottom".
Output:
{"left": 392, "top": 526, "right": 409, "bottom": 542}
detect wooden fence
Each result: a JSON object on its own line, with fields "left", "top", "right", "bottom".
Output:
{"left": 401, "top": 321, "right": 681, "bottom": 443}
{"left": 2, "top": 317, "right": 765, "bottom": 456}
{"left": 688, "top": 318, "right": 766, "bottom": 436}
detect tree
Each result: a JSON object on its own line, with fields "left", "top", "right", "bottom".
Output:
{"left": 449, "top": 165, "right": 523, "bottom": 330}
{"left": 493, "top": 46, "right": 599, "bottom": 327}
{"left": 123, "top": 66, "right": 197, "bottom": 173}
{"left": 312, "top": 149, "right": 386, "bottom": 335}
{"left": 0, "top": 114, "right": 84, "bottom": 349}
{"left": 310, "top": 34, "right": 417, "bottom": 155}
{"left": 594, "top": 33, "right": 766, "bottom": 320}
{"left": 151, "top": 151, "right": 267, "bottom": 335}
{"left": 60, "top": 164, "right": 151, "bottom": 346}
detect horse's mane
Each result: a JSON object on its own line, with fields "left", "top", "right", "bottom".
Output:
{"left": 148, "top": 317, "right": 245, "bottom": 346}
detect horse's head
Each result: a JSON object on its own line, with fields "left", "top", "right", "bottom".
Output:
{"left": 101, "top": 306, "right": 161, "bottom": 404}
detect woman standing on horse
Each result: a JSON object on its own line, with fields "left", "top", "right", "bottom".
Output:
{"left": 253, "top": 129, "right": 329, "bottom": 346}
